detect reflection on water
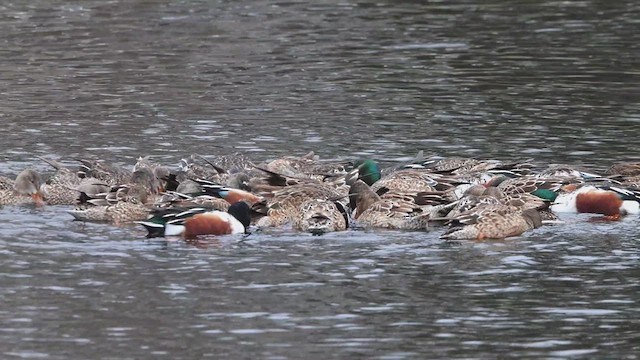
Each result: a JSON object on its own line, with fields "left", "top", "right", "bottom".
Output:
{"left": 1, "top": 0, "right": 639, "bottom": 359}
{"left": 1, "top": 0, "right": 639, "bottom": 167}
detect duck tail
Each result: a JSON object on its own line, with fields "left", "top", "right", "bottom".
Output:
{"left": 136, "top": 221, "right": 166, "bottom": 238}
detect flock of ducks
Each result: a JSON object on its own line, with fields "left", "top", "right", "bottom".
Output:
{"left": 1, "top": 151, "right": 639, "bottom": 241}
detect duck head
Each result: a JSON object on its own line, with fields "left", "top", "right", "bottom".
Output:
{"left": 14, "top": 169, "right": 45, "bottom": 206}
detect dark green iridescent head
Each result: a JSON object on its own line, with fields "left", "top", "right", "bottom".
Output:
{"left": 531, "top": 189, "right": 558, "bottom": 202}
{"left": 352, "top": 159, "right": 381, "bottom": 186}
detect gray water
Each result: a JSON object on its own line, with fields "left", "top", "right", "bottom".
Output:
{"left": 1, "top": 0, "right": 639, "bottom": 359}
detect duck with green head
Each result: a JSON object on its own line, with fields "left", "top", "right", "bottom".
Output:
{"left": 347, "top": 159, "right": 382, "bottom": 187}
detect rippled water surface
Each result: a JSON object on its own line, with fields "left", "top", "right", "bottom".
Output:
{"left": 1, "top": 0, "right": 639, "bottom": 359}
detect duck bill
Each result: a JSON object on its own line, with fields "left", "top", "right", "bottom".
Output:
{"left": 31, "top": 192, "right": 45, "bottom": 207}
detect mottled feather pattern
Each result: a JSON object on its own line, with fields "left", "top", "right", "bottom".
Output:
{"left": 371, "top": 170, "right": 439, "bottom": 194}
{"left": 496, "top": 175, "right": 566, "bottom": 195}
{"left": 257, "top": 184, "right": 343, "bottom": 227}
{"left": 442, "top": 207, "right": 542, "bottom": 240}
{"left": 446, "top": 195, "right": 503, "bottom": 218}
{"left": 77, "top": 159, "right": 131, "bottom": 186}
{"left": 293, "top": 199, "right": 348, "bottom": 234}
{"left": 606, "top": 162, "right": 640, "bottom": 176}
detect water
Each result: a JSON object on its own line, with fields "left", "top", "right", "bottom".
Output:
{"left": 1, "top": 0, "right": 639, "bottom": 358}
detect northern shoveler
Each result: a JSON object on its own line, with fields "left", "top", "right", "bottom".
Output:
{"left": 292, "top": 198, "right": 349, "bottom": 235}
{"left": 485, "top": 174, "right": 568, "bottom": 202}
{"left": 255, "top": 184, "right": 345, "bottom": 227}
{"left": 550, "top": 185, "right": 640, "bottom": 220}
{"left": 137, "top": 201, "right": 251, "bottom": 238}
{"left": 606, "top": 162, "right": 640, "bottom": 176}
{"left": 37, "top": 156, "right": 110, "bottom": 205}
{"left": 262, "top": 151, "right": 322, "bottom": 177}
{"left": 76, "top": 158, "right": 131, "bottom": 186}
{"left": 67, "top": 184, "right": 151, "bottom": 225}
{"left": 370, "top": 169, "right": 440, "bottom": 194}
{"left": 42, "top": 179, "right": 110, "bottom": 206}
{"left": 192, "top": 179, "right": 263, "bottom": 205}
{"left": 448, "top": 185, "right": 557, "bottom": 222}
{"left": 0, "top": 169, "right": 45, "bottom": 207}
{"left": 441, "top": 205, "right": 542, "bottom": 240}
{"left": 403, "top": 153, "right": 534, "bottom": 177}
{"left": 153, "top": 192, "right": 231, "bottom": 211}
{"left": 349, "top": 180, "right": 453, "bottom": 230}
{"left": 603, "top": 162, "right": 640, "bottom": 190}
{"left": 68, "top": 200, "right": 151, "bottom": 226}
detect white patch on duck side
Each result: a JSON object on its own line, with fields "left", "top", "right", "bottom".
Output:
{"left": 620, "top": 200, "right": 640, "bottom": 215}
{"left": 550, "top": 186, "right": 616, "bottom": 214}
{"left": 550, "top": 192, "right": 579, "bottom": 213}
{"left": 221, "top": 212, "right": 246, "bottom": 234}
{"left": 164, "top": 223, "right": 186, "bottom": 236}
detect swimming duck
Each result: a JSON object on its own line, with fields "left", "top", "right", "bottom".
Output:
{"left": 349, "top": 180, "right": 453, "bottom": 230}
{"left": 404, "top": 154, "right": 534, "bottom": 177}
{"left": 137, "top": 201, "right": 251, "bottom": 238}
{"left": 0, "top": 169, "right": 45, "bottom": 207}
{"left": 606, "top": 162, "right": 640, "bottom": 176}
{"left": 67, "top": 184, "right": 151, "bottom": 225}
{"left": 76, "top": 158, "right": 132, "bottom": 186}
{"left": 256, "top": 183, "right": 345, "bottom": 227}
{"left": 550, "top": 185, "right": 640, "bottom": 220}
{"left": 292, "top": 198, "right": 349, "bottom": 235}
{"left": 133, "top": 156, "right": 171, "bottom": 193}
{"left": 485, "top": 174, "right": 568, "bottom": 202}
{"left": 153, "top": 192, "right": 231, "bottom": 211}
{"left": 371, "top": 169, "right": 441, "bottom": 193}
{"left": 441, "top": 205, "right": 542, "bottom": 240}
{"left": 192, "top": 179, "right": 263, "bottom": 205}
{"left": 37, "top": 157, "right": 110, "bottom": 205}
{"left": 603, "top": 162, "right": 640, "bottom": 190}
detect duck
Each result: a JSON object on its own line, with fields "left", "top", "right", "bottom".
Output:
{"left": 448, "top": 185, "right": 558, "bottom": 222}
{"left": 262, "top": 151, "right": 324, "bottom": 178}
{"left": 550, "top": 185, "right": 640, "bottom": 220}
{"left": 603, "top": 162, "right": 640, "bottom": 190}
{"left": 255, "top": 183, "right": 345, "bottom": 227}
{"left": 133, "top": 156, "right": 171, "bottom": 193}
{"left": 370, "top": 168, "right": 440, "bottom": 194}
{"left": 76, "top": 158, "right": 132, "bottom": 186}
{"left": 349, "top": 180, "right": 454, "bottom": 230}
{"left": 605, "top": 162, "right": 640, "bottom": 177}
{"left": 248, "top": 156, "right": 376, "bottom": 195}
{"left": 0, "top": 169, "right": 45, "bottom": 207}
{"left": 137, "top": 201, "right": 251, "bottom": 238}
{"left": 484, "top": 174, "right": 568, "bottom": 202}
{"left": 67, "top": 184, "right": 151, "bottom": 225}
{"left": 341, "top": 159, "right": 382, "bottom": 187}
{"left": 403, "top": 153, "right": 534, "bottom": 177}
{"left": 178, "top": 154, "right": 230, "bottom": 185}
{"left": 36, "top": 156, "right": 111, "bottom": 205}
{"left": 292, "top": 198, "right": 349, "bottom": 235}
{"left": 191, "top": 179, "right": 263, "bottom": 205}
{"left": 404, "top": 155, "right": 482, "bottom": 173}
{"left": 153, "top": 191, "right": 231, "bottom": 212}
{"left": 441, "top": 205, "right": 542, "bottom": 240}
{"left": 41, "top": 179, "right": 110, "bottom": 206}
